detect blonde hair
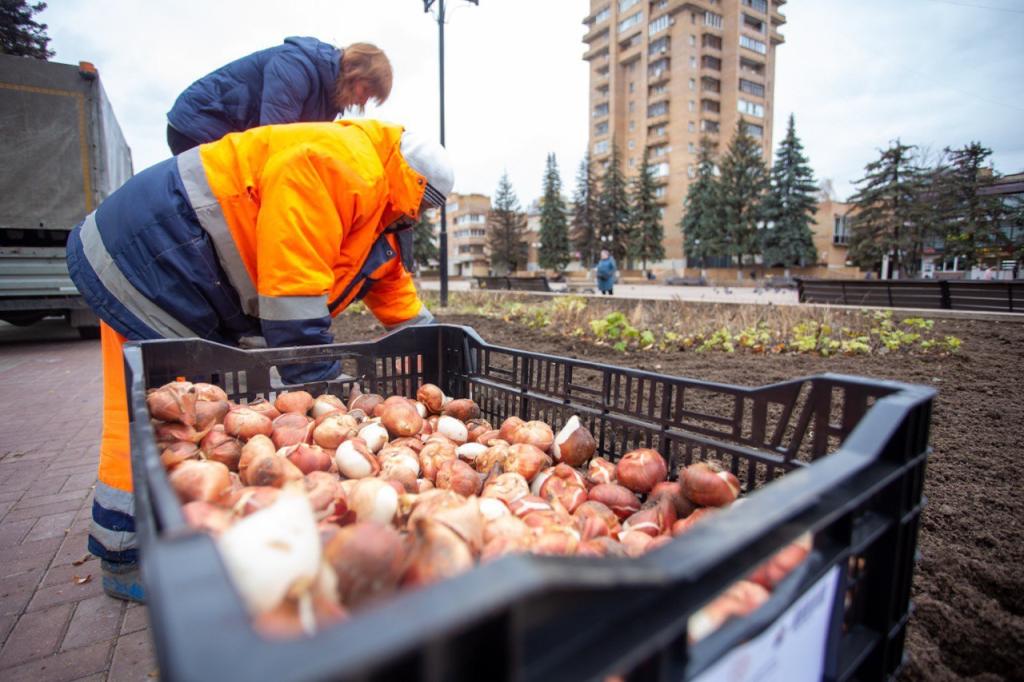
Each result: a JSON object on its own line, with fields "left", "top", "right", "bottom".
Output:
{"left": 335, "top": 43, "right": 392, "bottom": 111}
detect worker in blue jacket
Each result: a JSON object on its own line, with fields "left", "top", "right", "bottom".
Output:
{"left": 166, "top": 38, "right": 392, "bottom": 153}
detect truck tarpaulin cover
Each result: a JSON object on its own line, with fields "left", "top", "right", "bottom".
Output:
{"left": 0, "top": 54, "right": 133, "bottom": 231}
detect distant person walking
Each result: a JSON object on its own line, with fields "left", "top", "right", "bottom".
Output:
{"left": 596, "top": 249, "right": 617, "bottom": 295}
{"left": 166, "top": 38, "right": 391, "bottom": 153}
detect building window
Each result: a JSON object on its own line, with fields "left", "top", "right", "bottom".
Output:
{"left": 742, "top": 13, "right": 766, "bottom": 33}
{"left": 704, "top": 11, "right": 723, "bottom": 28}
{"left": 742, "top": 0, "right": 767, "bottom": 12}
{"left": 594, "top": 140, "right": 610, "bottom": 154}
{"left": 688, "top": 99, "right": 695, "bottom": 112}
{"left": 738, "top": 98, "right": 765, "bottom": 117}
{"left": 648, "top": 14, "right": 670, "bottom": 35}
{"left": 650, "top": 144, "right": 670, "bottom": 157}
{"left": 629, "top": 120, "right": 636, "bottom": 131}
{"left": 629, "top": 101, "right": 635, "bottom": 113}
{"left": 689, "top": 55, "right": 697, "bottom": 69}
{"left": 628, "top": 139, "right": 636, "bottom": 149}
{"left": 701, "top": 76, "right": 721, "bottom": 93}
{"left": 688, "top": 142, "right": 696, "bottom": 153}
{"left": 649, "top": 123, "right": 667, "bottom": 136}
{"left": 647, "top": 101, "right": 668, "bottom": 117}
{"left": 594, "top": 7, "right": 611, "bottom": 23}
{"left": 628, "top": 81, "right": 635, "bottom": 93}
{"left": 649, "top": 36, "right": 669, "bottom": 55}
{"left": 654, "top": 186, "right": 666, "bottom": 198}
{"left": 702, "top": 33, "right": 722, "bottom": 49}
{"left": 687, "top": 165, "right": 696, "bottom": 178}
{"left": 701, "top": 98, "right": 720, "bottom": 113}
{"left": 448, "top": 201, "right": 459, "bottom": 212}
{"left": 739, "top": 56, "right": 765, "bottom": 76}
{"left": 739, "top": 78, "right": 765, "bottom": 97}
{"left": 688, "top": 78, "right": 696, "bottom": 91}
{"left": 834, "top": 215, "right": 850, "bottom": 245}
{"left": 688, "top": 34, "right": 696, "bottom": 46}
{"left": 629, "top": 157, "right": 636, "bottom": 167}
{"left": 700, "top": 119, "right": 720, "bottom": 133}
{"left": 649, "top": 83, "right": 668, "bottom": 96}
{"left": 595, "top": 121, "right": 609, "bottom": 135}
{"left": 688, "top": 121, "right": 696, "bottom": 132}
{"left": 745, "top": 122, "right": 764, "bottom": 137}
{"left": 593, "top": 102, "right": 609, "bottom": 118}
{"left": 648, "top": 58, "right": 670, "bottom": 79}
{"left": 701, "top": 55, "right": 722, "bottom": 70}
{"left": 652, "top": 0, "right": 668, "bottom": 8}
{"left": 653, "top": 161, "right": 670, "bottom": 177}
{"left": 619, "top": 11, "right": 643, "bottom": 33}
{"left": 740, "top": 34, "right": 767, "bottom": 54}
{"left": 619, "top": 0, "right": 640, "bottom": 11}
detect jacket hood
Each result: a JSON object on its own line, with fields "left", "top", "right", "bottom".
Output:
{"left": 336, "top": 119, "right": 427, "bottom": 222}
{"left": 284, "top": 36, "right": 341, "bottom": 93}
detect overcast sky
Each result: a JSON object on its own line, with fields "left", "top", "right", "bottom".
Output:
{"left": 41, "top": 0, "right": 1024, "bottom": 203}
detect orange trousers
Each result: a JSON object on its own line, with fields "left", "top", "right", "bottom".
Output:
{"left": 89, "top": 322, "right": 137, "bottom": 561}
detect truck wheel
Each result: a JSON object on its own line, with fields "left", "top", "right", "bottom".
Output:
{"left": 77, "top": 325, "right": 101, "bottom": 339}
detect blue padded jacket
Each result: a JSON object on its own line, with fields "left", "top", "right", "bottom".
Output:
{"left": 167, "top": 37, "right": 341, "bottom": 144}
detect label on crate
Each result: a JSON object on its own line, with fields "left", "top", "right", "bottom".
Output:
{"left": 694, "top": 565, "right": 841, "bottom": 682}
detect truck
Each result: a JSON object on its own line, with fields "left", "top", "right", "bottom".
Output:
{"left": 0, "top": 53, "right": 133, "bottom": 338}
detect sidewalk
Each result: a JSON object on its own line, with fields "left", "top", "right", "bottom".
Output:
{"left": 0, "top": 320, "right": 156, "bottom": 681}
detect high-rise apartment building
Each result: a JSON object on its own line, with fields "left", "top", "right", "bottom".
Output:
{"left": 428, "top": 193, "right": 491, "bottom": 277}
{"left": 583, "top": 0, "right": 785, "bottom": 265}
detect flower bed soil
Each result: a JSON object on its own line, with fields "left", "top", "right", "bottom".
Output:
{"left": 331, "top": 308, "right": 1024, "bottom": 681}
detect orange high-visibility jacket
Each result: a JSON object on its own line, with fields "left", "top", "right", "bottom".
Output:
{"left": 68, "top": 119, "right": 432, "bottom": 382}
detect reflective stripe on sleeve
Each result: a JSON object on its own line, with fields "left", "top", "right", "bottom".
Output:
{"left": 177, "top": 149, "right": 260, "bottom": 317}
{"left": 258, "top": 294, "right": 330, "bottom": 321}
{"left": 384, "top": 305, "right": 435, "bottom": 330}
{"left": 79, "top": 213, "right": 199, "bottom": 338}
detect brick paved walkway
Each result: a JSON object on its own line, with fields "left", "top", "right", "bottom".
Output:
{"left": 0, "top": 321, "right": 157, "bottom": 681}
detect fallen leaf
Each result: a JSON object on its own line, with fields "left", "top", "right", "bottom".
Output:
{"left": 73, "top": 574, "right": 92, "bottom": 585}
{"left": 72, "top": 554, "right": 92, "bottom": 566}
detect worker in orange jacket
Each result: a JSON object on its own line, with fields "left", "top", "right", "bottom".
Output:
{"left": 66, "top": 119, "right": 453, "bottom": 601}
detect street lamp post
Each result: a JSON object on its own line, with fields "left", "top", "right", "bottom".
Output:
{"left": 423, "top": 0, "right": 477, "bottom": 307}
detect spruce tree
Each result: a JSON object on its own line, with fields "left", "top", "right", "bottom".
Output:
{"left": 681, "top": 137, "right": 723, "bottom": 269}
{"left": 762, "top": 115, "right": 818, "bottom": 268}
{"left": 1, "top": 1, "right": 53, "bottom": 59}
{"left": 410, "top": 212, "right": 439, "bottom": 272}
{"left": 718, "top": 119, "right": 769, "bottom": 270}
{"left": 571, "top": 153, "right": 600, "bottom": 267}
{"left": 595, "top": 144, "right": 633, "bottom": 267}
{"left": 933, "top": 142, "right": 1006, "bottom": 268}
{"left": 538, "top": 153, "right": 571, "bottom": 272}
{"left": 848, "top": 140, "right": 930, "bottom": 278}
{"left": 486, "top": 172, "right": 528, "bottom": 275}
{"left": 629, "top": 147, "right": 665, "bottom": 270}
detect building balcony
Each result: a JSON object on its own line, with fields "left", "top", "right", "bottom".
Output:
{"left": 648, "top": 68, "right": 671, "bottom": 86}
{"left": 583, "top": 41, "right": 610, "bottom": 61}
{"left": 582, "top": 20, "right": 610, "bottom": 44}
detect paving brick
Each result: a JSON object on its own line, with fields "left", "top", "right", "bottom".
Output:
{"left": 0, "top": 489, "right": 25, "bottom": 504}
{"left": 1, "top": 537, "right": 62, "bottom": 577}
{"left": 0, "top": 569, "right": 44, "bottom": 616}
{"left": 0, "top": 603, "right": 73, "bottom": 668}
{"left": 0, "top": 613, "right": 15, "bottom": 646}
{"left": 3, "top": 499, "right": 84, "bottom": 523}
{"left": 27, "top": 564, "right": 103, "bottom": 612}
{"left": 14, "top": 490, "right": 91, "bottom": 513}
{"left": 21, "top": 475, "right": 71, "bottom": 498}
{"left": 52, "top": 532, "right": 93, "bottom": 568}
{"left": 0, "top": 639, "right": 113, "bottom": 682}
{"left": 108, "top": 629, "right": 156, "bottom": 682}
{"left": 60, "top": 473, "right": 96, "bottom": 495}
{"left": 24, "top": 511, "right": 77, "bottom": 543}
{"left": 0, "top": 518, "right": 35, "bottom": 549}
{"left": 0, "top": 499, "right": 15, "bottom": 520}
{"left": 120, "top": 604, "right": 149, "bottom": 636}
{"left": 61, "top": 595, "right": 123, "bottom": 651}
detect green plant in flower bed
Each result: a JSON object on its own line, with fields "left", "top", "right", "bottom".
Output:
{"left": 417, "top": 291, "right": 961, "bottom": 357}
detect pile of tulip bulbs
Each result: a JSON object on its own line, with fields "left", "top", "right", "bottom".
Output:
{"left": 148, "top": 380, "right": 810, "bottom": 640}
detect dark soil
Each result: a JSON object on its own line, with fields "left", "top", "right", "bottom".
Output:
{"left": 331, "top": 308, "right": 1024, "bottom": 681}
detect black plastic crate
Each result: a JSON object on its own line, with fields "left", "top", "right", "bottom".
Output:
{"left": 124, "top": 324, "right": 934, "bottom": 682}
